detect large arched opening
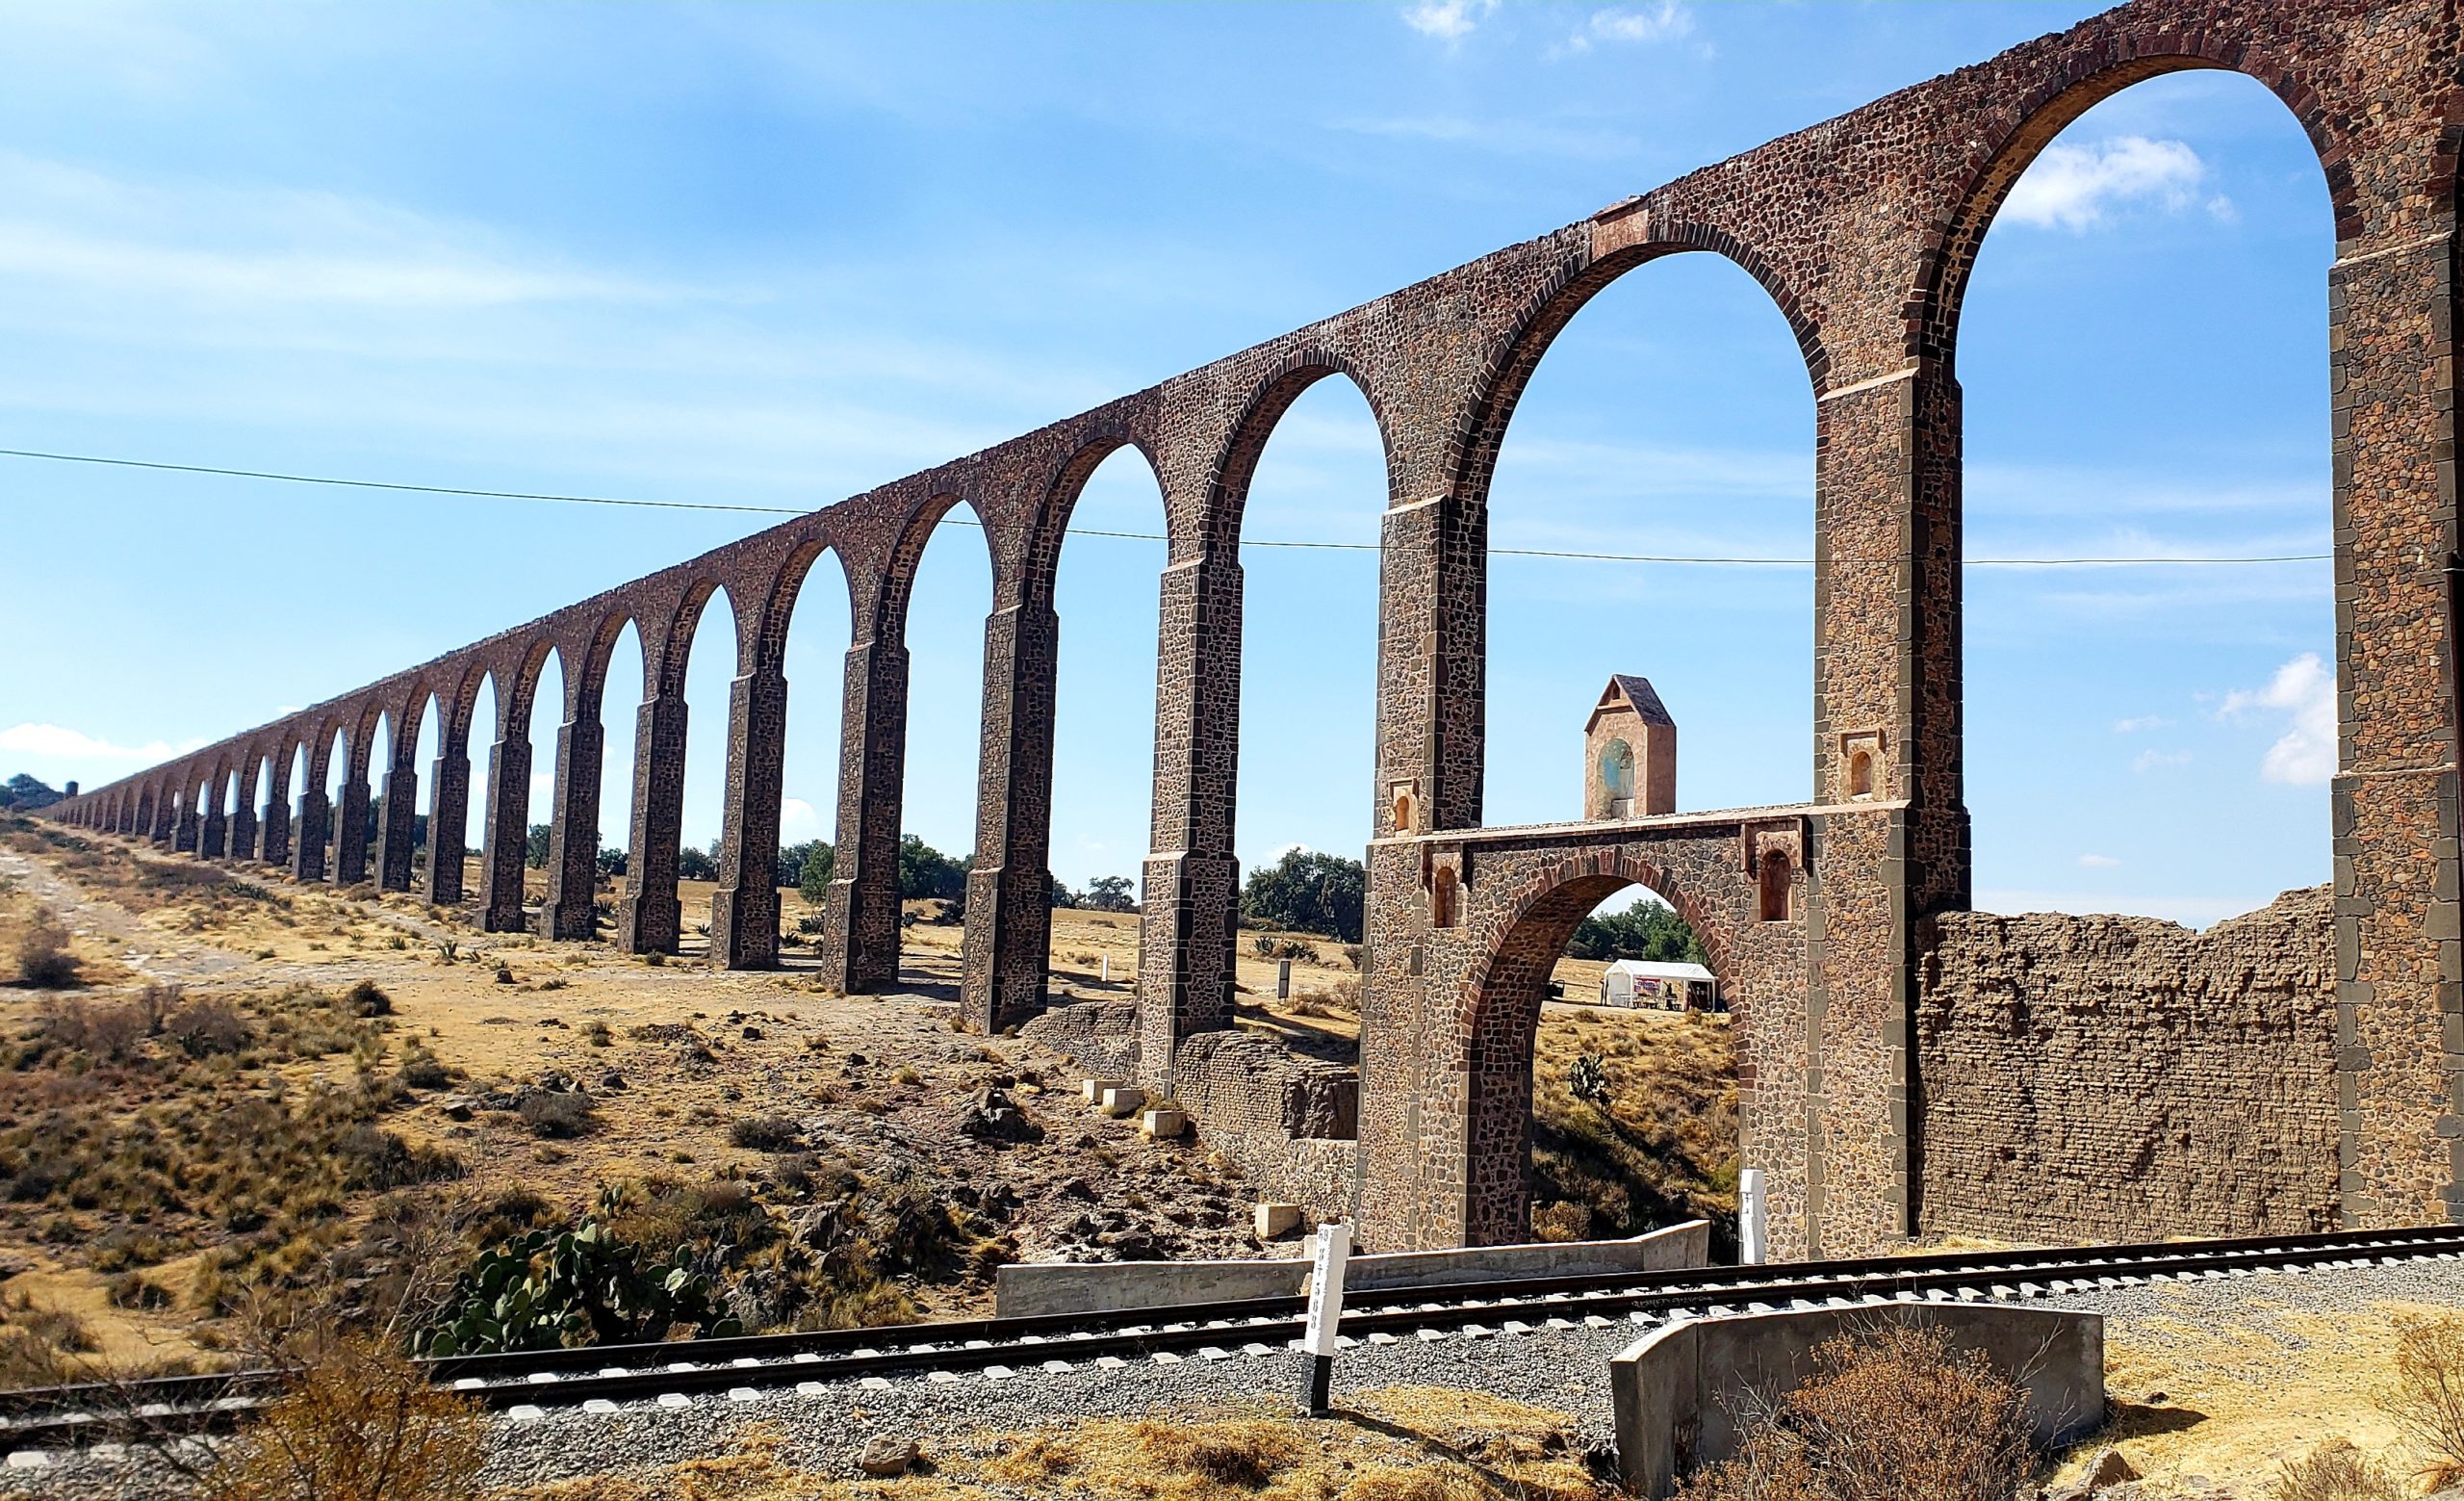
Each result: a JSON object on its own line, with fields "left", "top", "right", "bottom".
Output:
{"left": 1467, "top": 870, "right": 1740, "bottom": 1251}
{"left": 1210, "top": 371, "right": 1388, "bottom": 1057}
{"left": 1046, "top": 443, "right": 1168, "bottom": 1001}
{"left": 1481, "top": 251, "right": 1817, "bottom": 828}
{"left": 404, "top": 690, "right": 444, "bottom": 892}
{"left": 886, "top": 503, "right": 992, "bottom": 996}
{"left": 774, "top": 556, "right": 852, "bottom": 969}
{"left": 1949, "top": 69, "right": 2335, "bottom": 928}
{"left": 673, "top": 583, "right": 745, "bottom": 958}
{"left": 520, "top": 647, "right": 569, "bottom": 926}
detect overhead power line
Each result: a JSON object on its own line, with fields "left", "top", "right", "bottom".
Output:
{"left": 0, "top": 445, "right": 2331, "bottom": 568}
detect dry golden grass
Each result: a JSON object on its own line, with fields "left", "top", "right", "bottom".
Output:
{"left": 1528, "top": 1005, "right": 1738, "bottom": 1246}
{"left": 982, "top": 1388, "right": 1602, "bottom": 1501}
{"left": 2381, "top": 1312, "right": 2464, "bottom": 1488}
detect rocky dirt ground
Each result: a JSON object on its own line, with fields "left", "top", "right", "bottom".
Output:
{"left": 0, "top": 819, "right": 1313, "bottom": 1375}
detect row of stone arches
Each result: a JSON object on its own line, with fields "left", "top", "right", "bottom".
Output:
{"left": 52, "top": 1, "right": 2464, "bottom": 1255}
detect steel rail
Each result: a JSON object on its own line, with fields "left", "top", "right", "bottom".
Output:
{"left": 9, "top": 1224, "right": 2460, "bottom": 1453}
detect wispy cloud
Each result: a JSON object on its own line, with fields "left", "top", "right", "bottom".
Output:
{"left": 1401, "top": 0, "right": 1496, "bottom": 41}
{"left": 2220, "top": 652, "right": 2336, "bottom": 785}
{"left": 2002, "top": 137, "right": 2230, "bottom": 231}
{"left": 1562, "top": 3, "right": 1694, "bottom": 53}
{"left": 2112, "top": 715, "right": 2174, "bottom": 734}
{"left": 2132, "top": 748, "right": 2194, "bottom": 773}
{"left": 0, "top": 723, "right": 192, "bottom": 763}
{"left": 0, "top": 152, "right": 679, "bottom": 312}
{"left": 2076, "top": 853, "right": 2121, "bottom": 868}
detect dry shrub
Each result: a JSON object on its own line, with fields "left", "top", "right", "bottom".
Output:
{"left": 2270, "top": 1438, "right": 2405, "bottom": 1501}
{"left": 519, "top": 1090, "right": 597, "bottom": 1138}
{"left": 165, "top": 994, "right": 253, "bottom": 1056}
{"left": 35, "top": 993, "right": 151, "bottom": 1059}
{"left": 2381, "top": 1312, "right": 2464, "bottom": 1488}
{"left": 194, "top": 1333, "right": 484, "bottom": 1501}
{"left": 13, "top": 917, "right": 80, "bottom": 989}
{"left": 729, "top": 1114, "right": 803, "bottom": 1152}
{"left": 1675, "top": 1323, "right": 2031, "bottom": 1501}
{"left": 1528, "top": 1200, "right": 1592, "bottom": 1243}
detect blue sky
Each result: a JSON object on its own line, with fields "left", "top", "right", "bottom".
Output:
{"left": 0, "top": 2, "right": 2335, "bottom": 928}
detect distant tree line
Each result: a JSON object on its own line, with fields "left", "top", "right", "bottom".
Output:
{"left": 1239, "top": 848, "right": 1366, "bottom": 944}
{"left": 1566, "top": 900, "right": 1707, "bottom": 965}
{"left": 0, "top": 775, "right": 64, "bottom": 813}
{"left": 499, "top": 824, "right": 1137, "bottom": 919}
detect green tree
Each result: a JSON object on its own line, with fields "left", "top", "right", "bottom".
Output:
{"left": 799, "top": 841, "right": 835, "bottom": 907}
{"left": 0, "top": 775, "right": 63, "bottom": 812}
{"left": 1048, "top": 874, "right": 1076, "bottom": 909}
{"left": 525, "top": 822, "right": 552, "bottom": 869}
{"left": 1566, "top": 899, "right": 1707, "bottom": 965}
{"left": 676, "top": 841, "right": 719, "bottom": 882}
{"left": 1083, "top": 874, "right": 1137, "bottom": 913}
{"left": 1239, "top": 849, "right": 1366, "bottom": 944}
{"left": 898, "top": 835, "right": 968, "bottom": 902}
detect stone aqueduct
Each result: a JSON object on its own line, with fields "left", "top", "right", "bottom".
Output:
{"left": 41, "top": 0, "right": 2464, "bottom": 1258}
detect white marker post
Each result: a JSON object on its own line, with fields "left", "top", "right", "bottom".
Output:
{"left": 1738, "top": 1167, "right": 1767, "bottom": 1265}
{"left": 1277, "top": 958, "right": 1293, "bottom": 999}
{"left": 1298, "top": 1220, "right": 1351, "bottom": 1415}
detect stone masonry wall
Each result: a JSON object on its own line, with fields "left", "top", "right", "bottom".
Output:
{"left": 1914, "top": 887, "right": 2339, "bottom": 1242}
{"left": 1019, "top": 999, "right": 1361, "bottom": 1222}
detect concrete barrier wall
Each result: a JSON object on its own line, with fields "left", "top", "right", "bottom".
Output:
{"left": 997, "top": 1219, "right": 1709, "bottom": 1319}
{"left": 1609, "top": 1303, "right": 2104, "bottom": 1499}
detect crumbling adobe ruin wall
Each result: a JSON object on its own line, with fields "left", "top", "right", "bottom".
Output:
{"left": 1914, "top": 888, "right": 2340, "bottom": 1242}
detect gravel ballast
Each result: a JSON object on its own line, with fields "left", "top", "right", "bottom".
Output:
{"left": 22, "top": 1254, "right": 2464, "bottom": 1497}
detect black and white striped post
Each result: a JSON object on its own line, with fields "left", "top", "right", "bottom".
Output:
{"left": 1298, "top": 1219, "right": 1350, "bottom": 1416}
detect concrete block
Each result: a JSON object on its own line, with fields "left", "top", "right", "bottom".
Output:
{"left": 1610, "top": 1303, "right": 2102, "bottom": 1498}
{"left": 1255, "top": 1202, "right": 1303, "bottom": 1237}
{"left": 1099, "top": 1086, "right": 1146, "bottom": 1118}
{"left": 1142, "top": 1106, "right": 1187, "bottom": 1138}
{"left": 1081, "top": 1076, "right": 1126, "bottom": 1104}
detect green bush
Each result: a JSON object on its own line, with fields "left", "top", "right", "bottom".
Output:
{"left": 1238, "top": 850, "right": 1364, "bottom": 944}
{"left": 417, "top": 1189, "right": 739, "bottom": 1356}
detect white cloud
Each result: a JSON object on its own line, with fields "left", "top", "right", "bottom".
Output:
{"left": 0, "top": 723, "right": 186, "bottom": 763}
{"left": 780, "top": 796, "right": 823, "bottom": 836}
{"left": 2112, "top": 715, "right": 2174, "bottom": 734}
{"left": 2001, "top": 137, "right": 2220, "bottom": 231}
{"left": 2132, "top": 748, "right": 2194, "bottom": 773}
{"left": 0, "top": 152, "right": 679, "bottom": 313}
{"left": 2076, "top": 853, "right": 2121, "bottom": 868}
{"left": 1564, "top": 3, "right": 1693, "bottom": 51}
{"left": 2220, "top": 652, "right": 2337, "bottom": 786}
{"left": 1401, "top": 0, "right": 1495, "bottom": 40}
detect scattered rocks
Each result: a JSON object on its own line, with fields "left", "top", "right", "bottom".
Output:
{"left": 857, "top": 1434, "right": 920, "bottom": 1477}
{"left": 956, "top": 1087, "right": 1043, "bottom": 1144}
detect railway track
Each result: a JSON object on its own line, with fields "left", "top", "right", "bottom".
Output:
{"left": 10, "top": 1224, "right": 2461, "bottom": 1457}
